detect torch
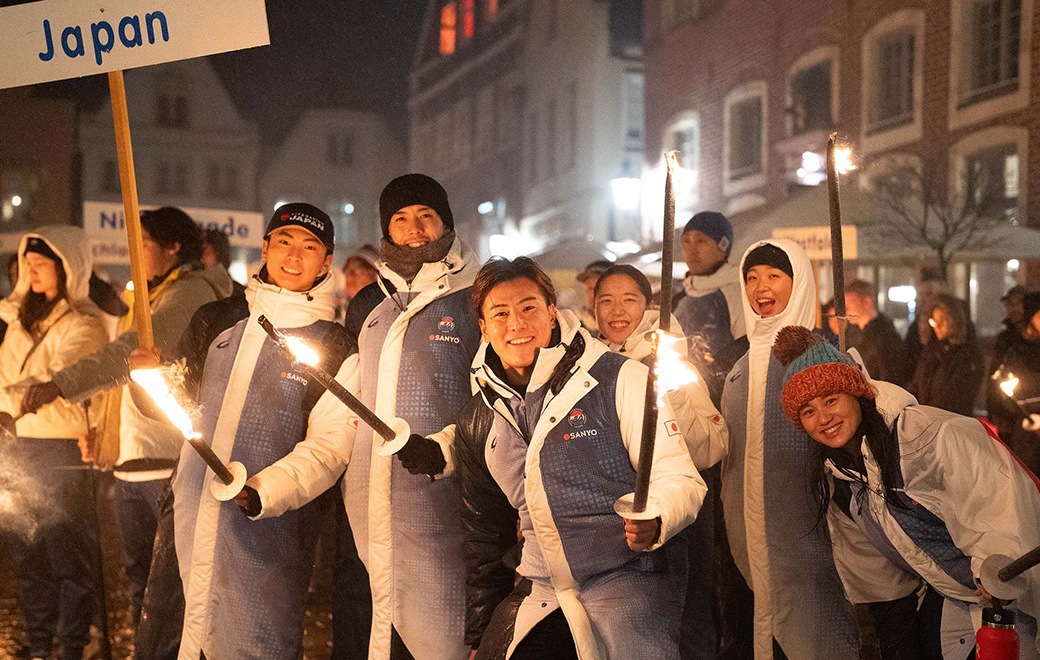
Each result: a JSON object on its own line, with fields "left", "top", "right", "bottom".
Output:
{"left": 995, "top": 372, "right": 1040, "bottom": 432}
{"left": 614, "top": 151, "right": 682, "bottom": 521}
{"left": 256, "top": 316, "right": 411, "bottom": 457}
{"left": 826, "top": 134, "right": 856, "bottom": 352}
{"left": 129, "top": 367, "right": 247, "bottom": 501}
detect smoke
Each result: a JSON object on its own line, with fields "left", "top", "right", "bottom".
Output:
{"left": 0, "top": 437, "right": 64, "bottom": 542}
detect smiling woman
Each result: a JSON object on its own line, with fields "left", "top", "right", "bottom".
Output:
{"left": 774, "top": 324, "right": 1040, "bottom": 657}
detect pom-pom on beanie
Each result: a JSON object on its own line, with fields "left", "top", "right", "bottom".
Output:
{"left": 774, "top": 326, "right": 875, "bottom": 429}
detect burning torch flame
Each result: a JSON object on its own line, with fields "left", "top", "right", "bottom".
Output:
{"left": 284, "top": 337, "right": 321, "bottom": 367}
{"left": 130, "top": 367, "right": 201, "bottom": 440}
{"left": 1001, "top": 373, "right": 1020, "bottom": 399}
{"left": 653, "top": 330, "right": 699, "bottom": 405}
{"left": 834, "top": 146, "right": 856, "bottom": 175}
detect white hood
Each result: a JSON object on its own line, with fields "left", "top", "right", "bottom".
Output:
{"left": 739, "top": 238, "right": 817, "bottom": 350}
{"left": 0, "top": 225, "right": 99, "bottom": 324}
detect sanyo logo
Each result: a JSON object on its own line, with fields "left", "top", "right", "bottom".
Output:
{"left": 562, "top": 429, "right": 599, "bottom": 441}
{"left": 428, "top": 333, "right": 461, "bottom": 344}
{"left": 280, "top": 371, "right": 308, "bottom": 386}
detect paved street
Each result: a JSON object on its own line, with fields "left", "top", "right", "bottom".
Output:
{"left": 0, "top": 474, "right": 334, "bottom": 659}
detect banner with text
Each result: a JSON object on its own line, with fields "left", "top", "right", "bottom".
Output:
{"left": 772, "top": 225, "right": 858, "bottom": 261}
{"left": 0, "top": 0, "right": 269, "bottom": 89}
{"left": 84, "top": 201, "right": 264, "bottom": 265}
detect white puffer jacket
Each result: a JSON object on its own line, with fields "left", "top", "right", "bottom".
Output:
{"left": 0, "top": 227, "right": 108, "bottom": 439}
{"left": 600, "top": 309, "right": 728, "bottom": 469}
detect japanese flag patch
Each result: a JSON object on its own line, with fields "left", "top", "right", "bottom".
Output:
{"left": 664, "top": 419, "right": 681, "bottom": 437}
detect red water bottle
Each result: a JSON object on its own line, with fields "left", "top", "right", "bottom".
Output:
{"left": 976, "top": 607, "right": 1019, "bottom": 660}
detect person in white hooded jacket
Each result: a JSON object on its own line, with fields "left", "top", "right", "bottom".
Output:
{"left": 775, "top": 324, "right": 1040, "bottom": 659}
{"left": 0, "top": 226, "right": 109, "bottom": 660}
{"left": 593, "top": 263, "right": 727, "bottom": 660}
{"left": 246, "top": 174, "right": 483, "bottom": 659}
{"left": 720, "top": 239, "right": 859, "bottom": 659}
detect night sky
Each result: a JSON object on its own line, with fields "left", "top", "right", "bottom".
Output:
{"left": 35, "top": 0, "right": 428, "bottom": 145}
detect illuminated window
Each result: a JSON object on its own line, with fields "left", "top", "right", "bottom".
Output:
{"left": 484, "top": 0, "right": 499, "bottom": 22}
{"left": 462, "top": 0, "right": 475, "bottom": 40}
{"left": 440, "top": 2, "right": 457, "bottom": 55}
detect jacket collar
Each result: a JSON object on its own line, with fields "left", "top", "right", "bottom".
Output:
{"left": 683, "top": 261, "right": 738, "bottom": 297}
{"left": 245, "top": 267, "right": 336, "bottom": 328}
{"left": 376, "top": 237, "right": 478, "bottom": 296}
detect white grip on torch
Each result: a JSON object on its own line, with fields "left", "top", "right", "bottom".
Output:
{"left": 209, "top": 461, "right": 248, "bottom": 502}
{"left": 374, "top": 418, "right": 412, "bottom": 457}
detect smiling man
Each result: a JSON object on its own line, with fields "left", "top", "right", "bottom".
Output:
{"left": 127, "top": 202, "right": 355, "bottom": 659}
{"left": 246, "top": 174, "right": 483, "bottom": 659}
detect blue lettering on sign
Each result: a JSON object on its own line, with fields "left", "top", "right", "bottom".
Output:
{"left": 197, "top": 217, "right": 251, "bottom": 240}
{"left": 38, "top": 11, "right": 170, "bottom": 66}
{"left": 99, "top": 211, "right": 124, "bottom": 230}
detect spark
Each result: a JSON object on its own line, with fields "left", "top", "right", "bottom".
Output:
{"left": 654, "top": 330, "right": 699, "bottom": 405}
{"left": 285, "top": 337, "right": 321, "bottom": 366}
{"left": 834, "top": 146, "right": 857, "bottom": 175}
{"left": 130, "top": 365, "right": 201, "bottom": 441}
{"left": 1000, "top": 373, "right": 1020, "bottom": 399}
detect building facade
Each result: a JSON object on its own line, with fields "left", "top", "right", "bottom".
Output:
{"left": 257, "top": 108, "right": 406, "bottom": 253}
{"left": 644, "top": 0, "right": 1040, "bottom": 333}
{"left": 409, "top": 0, "right": 644, "bottom": 258}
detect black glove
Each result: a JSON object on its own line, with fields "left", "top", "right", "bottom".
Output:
{"left": 396, "top": 434, "right": 446, "bottom": 477}
{"left": 21, "top": 381, "right": 61, "bottom": 415}
{"left": 235, "top": 486, "right": 263, "bottom": 517}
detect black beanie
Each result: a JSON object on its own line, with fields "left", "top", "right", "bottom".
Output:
{"left": 743, "top": 243, "right": 793, "bottom": 279}
{"left": 23, "top": 236, "right": 60, "bottom": 263}
{"left": 379, "top": 174, "right": 455, "bottom": 241}
{"left": 265, "top": 202, "right": 335, "bottom": 252}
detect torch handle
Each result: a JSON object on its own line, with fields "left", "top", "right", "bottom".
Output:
{"left": 256, "top": 315, "right": 397, "bottom": 442}
{"left": 299, "top": 363, "right": 396, "bottom": 442}
{"left": 187, "top": 437, "right": 235, "bottom": 485}
{"left": 633, "top": 349, "right": 659, "bottom": 512}
{"left": 659, "top": 152, "right": 678, "bottom": 334}
{"left": 998, "top": 544, "right": 1040, "bottom": 583}
{"left": 826, "top": 133, "right": 847, "bottom": 353}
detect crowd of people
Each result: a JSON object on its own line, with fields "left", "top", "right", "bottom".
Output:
{"left": 0, "top": 172, "right": 1038, "bottom": 660}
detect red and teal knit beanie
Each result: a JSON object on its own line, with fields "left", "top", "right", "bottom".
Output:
{"left": 773, "top": 326, "right": 875, "bottom": 429}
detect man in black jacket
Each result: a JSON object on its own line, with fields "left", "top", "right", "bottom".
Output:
{"left": 845, "top": 280, "right": 910, "bottom": 386}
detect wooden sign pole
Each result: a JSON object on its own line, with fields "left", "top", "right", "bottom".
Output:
{"left": 107, "top": 70, "right": 154, "bottom": 349}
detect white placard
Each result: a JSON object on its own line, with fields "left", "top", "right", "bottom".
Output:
{"left": 83, "top": 201, "right": 264, "bottom": 265}
{"left": 0, "top": 0, "right": 269, "bottom": 90}
{"left": 772, "top": 225, "right": 858, "bottom": 261}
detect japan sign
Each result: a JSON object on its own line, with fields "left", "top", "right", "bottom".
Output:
{"left": 0, "top": 0, "right": 269, "bottom": 89}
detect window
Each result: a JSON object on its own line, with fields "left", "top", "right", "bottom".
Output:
{"left": 484, "top": 0, "right": 499, "bottom": 22}
{"left": 156, "top": 161, "right": 189, "bottom": 195}
{"left": 621, "top": 72, "right": 645, "bottom": 152}
{"left": 545, "top": 99, "right": 557, "bottom": 178}
{"left": 728, "top": 97, "right": 763, "bottom": 180}
{"left": 862, "top": 10, "right": 924, "bottom": 152}
{"left": 454, "top": 99, "right": 472, "bottom": 166}
{"left": 461, "top": 0, "right": 475, "bottom": 40}
{"left": 665, "top": 113, "right": 701, "bottom": 208}
{"left": 156, "top": 93, "right": 189, "bottom": 127}
{"left": 546, "top": 0, "right": 557, "bottom": 41}
{"left": 964, "top": 143, "right": 1019, "bottom": 219}
{"left": 326, "top": 134, "right": 355, "bottom": 167}
{"left": 206, "top": 164, "right": 240, "bottom": 200}
{"left": 870, "top": 30, "right": 915, "bottom": 132}
{"left": 101, "top": 158, "right": 120, "bottom": 194}
{"left": 440, "top": 2, "right": 457, "bottom": 55}
{"left": 475, "top": 86, "right": 496, "bottom": 157}
{"left": 789, "top": 60, "right": 833, "bottom": 134}
{"left": 0, "top": 167, "right": 36, "bottom": 228}
{"left": 959, "top": 0, "right": 1023, "bottom": 105}
{"left": 723, "top": 82, "right": 767, "bottom": 196}
{"left": 661, "top": 0, "right": 701, "bottom": 30}
{"left": 561, "top": 82, "right": 578, "bottom": 171}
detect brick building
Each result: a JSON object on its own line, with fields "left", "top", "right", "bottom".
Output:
{"left": 643, "top": 0, "right": 1039, "bottom": 333}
